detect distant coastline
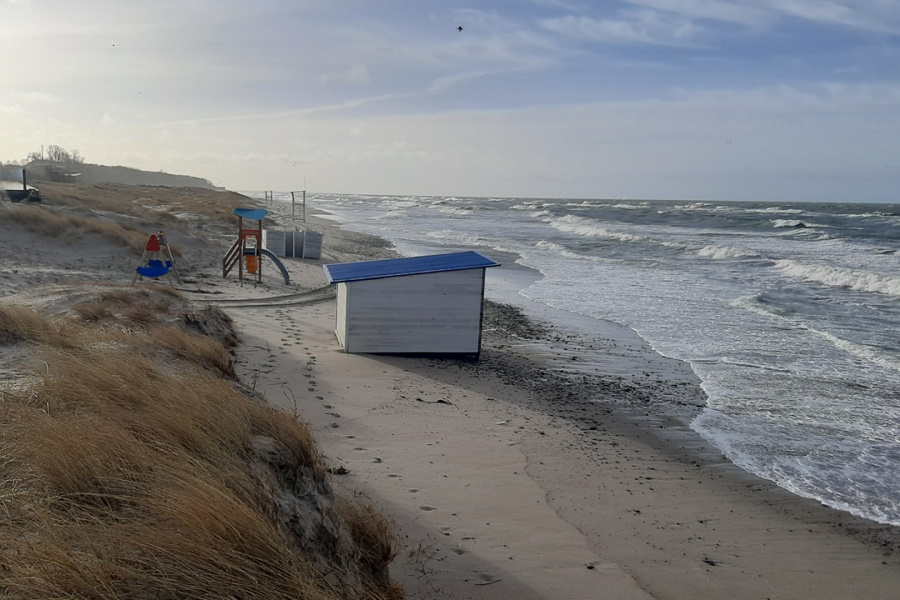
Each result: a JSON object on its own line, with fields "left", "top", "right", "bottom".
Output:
{"left": 2, "top": 161, "right": 220, "bottom": 190}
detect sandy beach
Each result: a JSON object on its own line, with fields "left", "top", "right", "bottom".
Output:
{"left": 2, "top": 186, "right": 899, "bottom": 599}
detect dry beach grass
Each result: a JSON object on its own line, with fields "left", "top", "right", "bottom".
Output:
{"left": 0, "top": 300, "right": 401, "bottom": 600}
{"left": 0, "top": 185, "right": 404, "bottom": 600}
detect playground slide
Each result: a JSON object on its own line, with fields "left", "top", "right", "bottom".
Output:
{"left": 223, "top": 249, "right": 291, "bottom": 285}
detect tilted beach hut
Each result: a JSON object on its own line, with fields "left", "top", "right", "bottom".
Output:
{"left": 323, "top": 251, "right": 500, "bottom": 355}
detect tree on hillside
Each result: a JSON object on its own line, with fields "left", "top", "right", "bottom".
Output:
{"left": 45, "top": 145, "right": 84, "bottom": 166}
{"left": 24, "top": 145, "right": 86, "bottom": 182}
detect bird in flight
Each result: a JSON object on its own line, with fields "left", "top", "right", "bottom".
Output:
{"left": 457, "top": 26, "right": 463, "bottom": 32}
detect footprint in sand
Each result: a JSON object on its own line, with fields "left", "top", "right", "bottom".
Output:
{"left": 419, "top": 505, "right": 437, "bottom": 512}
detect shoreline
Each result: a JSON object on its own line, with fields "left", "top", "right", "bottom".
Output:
{"left": 224, "top": 205, "right": 900, "bottom": 598}
{"left": 4, "top": 186, "right": 898, "bottom": 599}
{"left": 305, "top": 205, "right": 899, "bottom": 531}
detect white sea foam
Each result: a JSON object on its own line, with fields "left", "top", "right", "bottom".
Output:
{"left": 772, "top": 219, "right": 807, "bottom": 228}
{"left": 381, "top": 199, "right": 421, "bottom": 210}
{"left": 424, "top": 230, "right": 483, "bottom": 246}
{"left": 730, "top": 293, "right": 791, "bottom": 319}
{"left": 802, "top": 326, "right": 900, "bottom": 373}
{"left": 611, "top": 202, "right": 648, "bottom": 210}
{"left": 775, "top": 259, "right": 900, "bottom": 297}
{"left": 747, "top": 207, "right": 805, "bottom": 215}
{"left": 436, "top": 206, "right": 473, "bottom": 215}
{"left": 535, "top": 240, "right": 596, "bottom": 261}
{"left": 549, "top": 215, "right": 644, "bottom": 242}
{"left": 698, "top": 245, "right": 760, "bottom": 260}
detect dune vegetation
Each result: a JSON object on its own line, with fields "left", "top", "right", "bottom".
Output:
{"left": 0, "top": 181, "right": 403, "bottom": 599}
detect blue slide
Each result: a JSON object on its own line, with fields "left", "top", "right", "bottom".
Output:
{"left": 224, "top": 249, "right": 291, "bottom": 285}
{"left": 259, "top": 249, "right": 291, "bottom": 285}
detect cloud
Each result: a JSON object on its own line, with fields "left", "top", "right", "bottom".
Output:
{"left": 126, "top": 79, "right": 897, "bottom": 202}
{"left": 11, "top": 91, "right": 60, "bottom": 104}
{"left": 541, "top": 11, "right": 703, "bottom": 46}
{"left": 526, "top": 0, "right": 588, "bottom": 10}
{"left": 625, "top": 0, "right": 771, "bottom": 28}
{"left": 428, "top": 70, "right": 493, "bottom": 94}
{"left": 320, "top": 64, "right": 371, "bottom": 85}
{"left": 153, "top": 94, "right": 406, "bottom": 127}
{"left": 764, "top": 0, "right": 900, "bottom": 34}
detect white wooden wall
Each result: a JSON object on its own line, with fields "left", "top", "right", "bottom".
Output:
{"left": 335, "top": 282, "right": 349, "bottom": 349}
{"left": 337, "top": 269, "right": 486, "bottom": 354}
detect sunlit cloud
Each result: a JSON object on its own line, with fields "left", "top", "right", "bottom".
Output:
{"left": 1, "top": 0, "right": 898, "bottom": 201}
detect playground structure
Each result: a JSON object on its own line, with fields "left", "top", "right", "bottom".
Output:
{"left": 133, "top": 231, "right": 180, "bottom": 286}
{"left": 222, "top": 208, "right": 291, "bottom": 285}
{"left": 262, "top": 190, "right": 323, "bottom": 259}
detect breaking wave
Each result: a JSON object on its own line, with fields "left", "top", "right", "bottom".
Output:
{"left": 775, "top": 260, "right": 900, "bottom": 297}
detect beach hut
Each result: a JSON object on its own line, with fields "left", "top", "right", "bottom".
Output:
{"left": 323, "top": 251, "right": 500, "bottom": 355}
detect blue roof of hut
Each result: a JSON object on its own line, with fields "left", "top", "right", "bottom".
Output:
{"left": 324, "top": 251, "right": 499, "bottom": 284}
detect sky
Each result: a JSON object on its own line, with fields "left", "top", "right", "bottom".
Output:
{"left": 1, "top": 0, "right": 899, "bottom": 202}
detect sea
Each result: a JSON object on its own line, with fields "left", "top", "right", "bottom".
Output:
{"left": 246, "top": 191, "right": 900, "bottom": 527}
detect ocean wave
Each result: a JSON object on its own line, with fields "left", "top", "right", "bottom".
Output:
{"left": 661, "top": 241, "right": 693, "bottom": 252}
{"left": 435, "top": 206, "right": 473, "bottom": 215}
{"left": 380, "top": 199, "right": 420, "bottom": 210}
{"left": 534, "top": 239, "right": 596, "bottom": 261}
{"left": 730, "top": 293, "right": 796, "bottom": 319}
{"left": 772, "top": 219, "right": 809, "bottom": 228}
{"left": 802, "top": 326, "right": 900, "bottom": 374}
{"left": 424, "top": 230, "right": 483, "bottom": 245}
{"left": 775, "top": 260, "right": 900, "bottom": 297}
{"left": 720, "top": 357, "right": 792, "bottom": 372}
{"left": 548, "top": 214, "right": 645, "bottom": 242}
{"left": 747, "top": 207, "right": 806, "bottom": 215}
{"left": 698, "top": 245, "right": 761, "bottom": 260}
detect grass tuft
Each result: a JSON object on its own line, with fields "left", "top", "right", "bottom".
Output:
{"left": 0, "top": 301, "right": 402, "bottom": 600}
{"left": 0, "top": 304, "right": 76, "bottom": 347}
{"left": 3, "top": 204, "right": 150, "bottom": 254}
